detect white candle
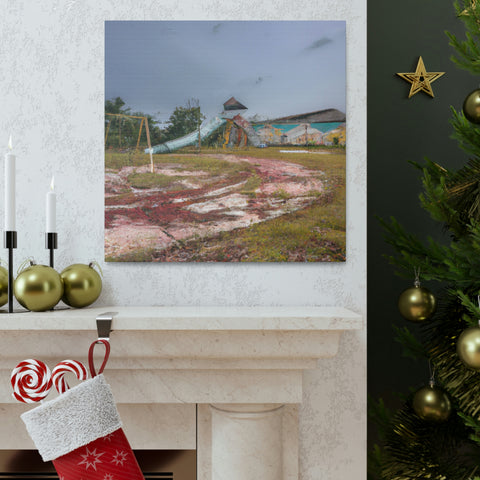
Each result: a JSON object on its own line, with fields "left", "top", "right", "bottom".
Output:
{"left": 4, "top": 135, "right": 16, "bottom": 231}
{"left": 46, "top": 176, "right": 56, "bottom": 233}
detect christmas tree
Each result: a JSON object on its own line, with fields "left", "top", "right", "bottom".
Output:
{"left": 369, "top": 1, "right": 480, "bottom": 479}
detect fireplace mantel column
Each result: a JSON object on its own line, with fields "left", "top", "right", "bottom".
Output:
{"left": 210, "top": 404, "right": 285, "bottom": 480}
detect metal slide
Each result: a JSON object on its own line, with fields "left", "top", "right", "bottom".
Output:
{"left": 146, "top": 117, "right": 226, "bottom": 154}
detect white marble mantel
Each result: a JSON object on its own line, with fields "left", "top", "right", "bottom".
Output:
{"left": 0, "top": 306, "right": 362, "bottom": 480}
{"left": 0, "top": 305, "right": 361, "bottom": 331}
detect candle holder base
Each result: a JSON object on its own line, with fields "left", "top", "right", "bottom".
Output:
{"left": 45, "top": 232, "right": 58, "bottom": 269}
{"left": 4, "top": 231, "right": 17, "bottom": 249}
{"left": 4, "top": 230, "right": 17, "bottom": 314}
{"left": 0, "top": 308, "right": 29, "bottom": 314}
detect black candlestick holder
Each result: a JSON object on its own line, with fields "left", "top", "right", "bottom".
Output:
{"left": 45, "top": 232, "right": 58, "bottom": 268}
{"left": 4, "top": 231, "right": 17, "bottom": 314}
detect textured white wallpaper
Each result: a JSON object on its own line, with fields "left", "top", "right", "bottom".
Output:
{"left": 0, "top": 0, "right": 366, "bottom": 478}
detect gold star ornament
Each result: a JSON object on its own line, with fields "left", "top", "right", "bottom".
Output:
{"left": 397, "top": 56, "right": 445, "bottom": 98}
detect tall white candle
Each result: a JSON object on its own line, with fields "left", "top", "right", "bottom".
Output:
{"left": 46, "top": 176, "right": 56, "bottom": 233}
{"left": 4, "top": 135, "right": 16, "bottom": 231}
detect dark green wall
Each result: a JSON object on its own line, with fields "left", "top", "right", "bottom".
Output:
{"left": 367, "top": 0, "right": 475, "bottom": 444}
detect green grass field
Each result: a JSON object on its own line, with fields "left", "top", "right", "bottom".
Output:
{"left": 105, "top": 146, "right": 346, "bottom": 262}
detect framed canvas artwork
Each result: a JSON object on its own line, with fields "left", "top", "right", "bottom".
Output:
{"left": 105, "top": 20, "right": 346, "bottom": 262}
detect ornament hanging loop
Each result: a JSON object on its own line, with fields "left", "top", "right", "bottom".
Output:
{"left": 89, "top": 260, "right": 103, "bottom": 277}
{"left": 17, "top": 257, "right": 35, "bottom": 276}
{"left": 414, "top": 267, "right": 421, "bottom": 287}
{"left": 477, "top": 295, "right": 480, "bottom": 327}
{"left": 429, "top": 360, "right": 436, "bottom": 388}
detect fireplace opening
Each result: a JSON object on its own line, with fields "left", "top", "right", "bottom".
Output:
{"left": 0, "top": 450, "right": 196, "bottom": 479}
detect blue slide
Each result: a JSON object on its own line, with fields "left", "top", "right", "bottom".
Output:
{"left": 146, "top": 117, "right": 226, "bottom": 154}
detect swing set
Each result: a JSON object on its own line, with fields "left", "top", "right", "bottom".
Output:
{"left": 105, "top": 113, "right": 154, "bottom": 172}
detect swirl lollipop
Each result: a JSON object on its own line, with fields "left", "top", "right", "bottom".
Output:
{"left": 52, "top": 360, "right": 88, "bottom": 394}
{"left": 11, "top": 359, "right": 53, "bottom": 403}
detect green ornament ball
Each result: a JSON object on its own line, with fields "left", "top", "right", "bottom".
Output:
{"left": 60, "top": 263, "right": 102, "bottom": 308}
{"left": 14, "top": 263, "right": 63, "bottom": 311}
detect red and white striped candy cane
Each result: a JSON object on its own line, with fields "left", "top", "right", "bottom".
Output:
{"left": 52, "top": 360, "right": 88, "bottom": 394}
{"left": 10, "top": 359, "right": 53, "bottom": 404}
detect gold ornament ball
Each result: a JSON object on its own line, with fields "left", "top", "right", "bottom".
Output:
{"left": 0, "top": 265, "right": 8, "bottom": 307}
{"left": 60, "top": 263, "right": 102, "bottom": 308}
{"left": 14, "top": 264, "right": 63, "bottom": 312}
{"left": 457, "top": 327, "right": 480, "bottom": 369}
{"left": 463, "top": 89, "right": 480, "bottom": 124}
{"left": 412, "top": 385, "right": 452, "bottom": 422}
{"left": 398, "top": 286, "right": 436, "bottom": 322}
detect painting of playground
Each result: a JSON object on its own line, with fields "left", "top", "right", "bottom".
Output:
{"left": 105, "top": 21, "right": 346, "bottom": 262}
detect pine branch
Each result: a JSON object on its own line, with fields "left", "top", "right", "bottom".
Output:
{"left": 368, "top": 444, "right": 387, "bottom": 480}
{"left": 381, "top": 216, "right": 480, "bottom": 287}
{"left": 450, "top": 108, "right": 480, "bottom": 158}
{"left": 381, "top": 400, "right": 479, "bottom": 480}
{"left": 393, "top": 325, "right": 428, "bottom": 360}
{"left": 458, "top": 412, "right": 480, "bottom": 447}
{"left": 455, "top": 289, "right": 480, "bottom": 324}
{"left": 369, "top": 396, "right": 394, "bottom": 440}
{"left": 447, "top": 0, "right": 480, "bottom": 74}
{"left": 418, "top": 161, "right": 463, "bottom": 235}
{"left": 368, "top": 398, "right": 394, "bottom": 480}
{"left": 444, "top": 158, "right": 480, "bottom": 229}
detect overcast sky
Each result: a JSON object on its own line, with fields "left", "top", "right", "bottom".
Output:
{"left": 105, "top": 21, "right": 346, "bottom": 124}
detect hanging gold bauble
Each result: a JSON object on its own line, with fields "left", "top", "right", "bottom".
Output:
{"left": 412, "top": 384, "right": 452, "bottom": 422}
{"left": 14, "top": 263, "right": 63, "bottom": 311}
{"left": 457, "top": 326, "right": 480, "bottom": 369}
{"left": 463, "top": 88, "right": 480, "bottom": 124}
{"left": 60, "top": 263, "right": 102, "bottom": 308}
{"left": 0, "top": 265, "right": 8, "bottom": 307}
{"left": 398, "top": 285, "right": 436, "bottom": 322}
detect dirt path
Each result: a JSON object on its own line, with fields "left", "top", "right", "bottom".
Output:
{"left": 105, "top": 153, "right": 327, "bottom": 260}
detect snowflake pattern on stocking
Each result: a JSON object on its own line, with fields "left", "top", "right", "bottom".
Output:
{"left": 52, "top": 428, "right": 144, "bottom": 480}
{"left": 111, "top": 450, "right": 128, "bottom": 467}
{"left": 78, "top": 448, "right": 104, "bottom": 471}
{"left": 103, "top": 433, "right": 115, "bottom": 443}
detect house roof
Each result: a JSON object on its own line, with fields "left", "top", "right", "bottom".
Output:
{"left": 223, "top": 97, "right": 247, "bottom": 110}
{"left": 269, "top": 108, "right": 346, "bottom": 124}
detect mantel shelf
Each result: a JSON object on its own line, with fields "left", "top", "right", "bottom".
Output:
{"left": 0, "top": 305, "right": 362, "bottom": 406}
{"left": 0, "top": 305, "right": 362, "bottom": 331}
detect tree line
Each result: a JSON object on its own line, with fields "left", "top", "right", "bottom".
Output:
{"left": 105, "top": 97, "right": 205, "bottom": 150}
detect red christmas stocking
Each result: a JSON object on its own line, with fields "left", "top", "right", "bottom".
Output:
{"left": 18, "top": 339, "right": 145, "bottom": 480}
{"left": 21, "top": 373, "right": 145, "bottom": 480}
